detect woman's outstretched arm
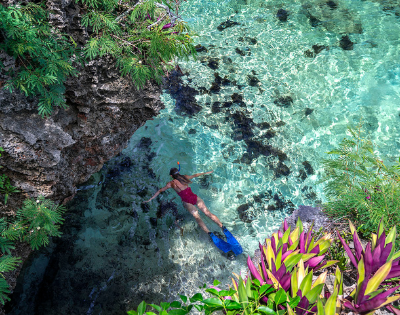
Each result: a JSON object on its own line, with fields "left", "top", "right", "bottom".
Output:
{"left": 143, "top": 182, "right": 172, "bottom": 203}
{"left": 186, "top": 170, "right": 213, "bottom": 180}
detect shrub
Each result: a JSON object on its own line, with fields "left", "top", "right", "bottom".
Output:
{"left": 319, "top": 124, "right": 400, "bottom": 239}
{"left": 0, "top": 255, "right": 21, "bottom": 304}
{"left": 80, "top": 0, "right": 196, "bottom": 88}
{"left": 0, "top": 0, "right": 196, "bottom": 116}
{"left": 0, "top": 2, "right": 78, "bottom": 116}
{"left": 13, "top": 196, "right": 66, "bottom": 250}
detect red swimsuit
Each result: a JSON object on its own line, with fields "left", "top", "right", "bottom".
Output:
{"left": 177, "top": 187, "right": 198, "bottom": 205}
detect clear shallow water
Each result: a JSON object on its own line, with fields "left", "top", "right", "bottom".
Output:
{"left": 8, "top": 0, "right": 400, "bottom": 314}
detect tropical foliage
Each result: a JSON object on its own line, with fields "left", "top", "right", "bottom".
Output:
{"left": 128, "top": 219, "right": 400, "bottom": 315}
{"left": 0, "top": 2, "right": 78, "bottom": 116}
{"left": 0, "top": 0, "right": 196, "bottom": 116}
{"left": 319, "top": 124, "right": 400, "bottom": 239}
{"left": 0, "top": 196, "right": 66, "bottom": 304}
{"left": 80, "top": 0, "right": 196, "bottom": 88}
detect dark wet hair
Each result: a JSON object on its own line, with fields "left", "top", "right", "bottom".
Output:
{"left": 170, "top": 168, "right": 192, "bottom": 184}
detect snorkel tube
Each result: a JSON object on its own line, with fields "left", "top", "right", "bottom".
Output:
{"left": 177, "top": 161, "right": 181, "bottom": 172}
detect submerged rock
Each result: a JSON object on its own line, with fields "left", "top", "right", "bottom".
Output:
{"left": 274, "top": 96, "right": 293, "bottom": 107}
{"left": 247, "top": 75, "right": 260, "bottom": 87}
{"left": 207, "top": 58, "right": 219, "bottom": 70}
{"left": 163, "top": 71, "right": 202, "bottom": 116}
{"left": 217, "top": 20, "right": 240, "bottom": 31}
{"left": 235, "top": 47, "right": 247, "bottom": 56}
{"left": 298, "top": 169, "right": 308, "bottom": 181}
{"left": 277, "top": 9, "right": 289, "bottom": 22}
{"left": 302, "top": 161, "right": 314, "bottom": 175}
{"left": 326, "top": 1, "right": 338, "bottom": 9}
{"left": 305, "top": 108, "right": 314, "bottom": 116}
{"left": 274, "top": 162, "right": 291, "bottom": 177}
{"left": 340, "top": 35, "right": 354, "bottom": 50}
{"left": 237, "top": 203, "right": 252, "bottom": 223}
{"left": 194, "top": 44, "right": 208, "bottom": 53}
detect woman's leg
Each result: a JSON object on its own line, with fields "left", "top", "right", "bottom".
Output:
{"left": 183, "top": 202, "right": 210, "bottom": 233}
{"left": 196, "top": 197, "right": 223, "bottom": 228}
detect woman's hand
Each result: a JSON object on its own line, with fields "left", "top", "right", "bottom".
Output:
{"left": 206, "top": 170, "right": 214, "bottom": 175}
{"left": 142, "top": 200, "right": 151, "bottom": 203}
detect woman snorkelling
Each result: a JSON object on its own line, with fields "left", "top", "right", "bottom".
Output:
{"left": 143, "top": 163, "right": 242, "bottom": 255}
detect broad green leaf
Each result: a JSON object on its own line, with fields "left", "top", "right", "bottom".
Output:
{"left": 274, "top": 288, "right": 287, "bottom": 305}
{"left": 205, "top": 288, "right": 220, "bottom": 297}
{"left": 299, "top": 271, "right": 313, "bottom": 296}
{"left": 283, "top": 252, "right": 302, "bottom": 269}
{"left": 170, "top": 301, "right": 182, "bottom": 308}
{"left": 253, "top": 279, "right": 261, "bottom": 287}
{"left": 137, "top": 301, "right": 146, "bottom": 315}
{"left": 245, "top": 277, "right": 252, "bottom": 299}
{"left": 189, "top": 293, "right": 203, "bottom": 303}
{"left": 213, "top": 280, "right": 221, "bottom": 286}
{"left": 325, "top": 287, "right": 338, "bottom": 315}
{"left": 290, "top": 227, "right": 299, "bottom": 244}
{"left": 305, "top": 284, "right": 324, "bottom": 304}
{"left": 168, "top": 309, "right": 187, "bottom": 315}
{"left": 127, "top": 311, "right": 138, "bottom": 315}
{"left": 258, "top": 306, "right": 276, "bottom": 314}
{"left": 289, "top": 239, "right": 300, "bottom": 251}
{"left": 149, "top": 304, "right": 162, "bottom": 312}
{"left": 224, "top": 300, "right": 243, "bottom": 310}
{"left": 312, "top": 271, "right": 327, "bottom": 288}
{"left": 316, "top": 297, "right": 325, "bottom": 315}
{"left": 322, "top": 260, "right": 339, "bottom": 269}
{"left": 160, "top": 302, "right": 170, "bottom": 310}
{"left": 219, "top": 290, "right": 232, "bottom": 297}
{"left": 296, "top": 218, "right": 303, "bottom": 234}
{"left": 365, "top": 260, "right": 392, "bottom": 295}
{"left": 202, "top": 298, "right": 223, "bottom": 307}
{"left": 282, "top": 227, "right": 291, "bottom": 244}
{"left": 193, "top": 305, "right": 203, "bottom": 311}
{"left": 275, "top": 246, "right": 283, "bottom": 270}
{"left": 146, "top": 312, "right": 157, "bottom": 315}
{"left": 179, "top": 295, "right": 187, "bottom": 303}
{"left": 291, "top": 267, "right": 298, "bottom": 297}
{"left": 259, "top": 284, "right": 273, "bottom": 296}
{"left": 288, "top": 296, "right": 300, "bottom": 309}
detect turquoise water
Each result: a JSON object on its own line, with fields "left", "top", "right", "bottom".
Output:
{"left": 8, "top": 0, "right": 400, "bottom": 314}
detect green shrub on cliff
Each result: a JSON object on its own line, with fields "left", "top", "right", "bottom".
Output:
{"left": 0, "top": 255, "right": 21, "bottom": 304}
{"left": 14, "top": 196, "right": 66, "bottom": 250}
{"left": 319, "top": 124, "right": 400, "bottom": 239}
{"left": 0, "top": 0, "right": 195, "bottom": 116}
{"left": 0, "top": 2, "right": 78, "bottom": 116}
{"left": 80, "top": 0, "right": 196, "bottom": 88}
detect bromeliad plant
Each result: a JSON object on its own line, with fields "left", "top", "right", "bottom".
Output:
{"left": 343, "top": 257, "right": 400, "bottom": 314}
{"left": 337, "top": 219, "right": 400, "bottom": 280}
{"left": 246, "top": 218, "right": 337, "bottom": 293}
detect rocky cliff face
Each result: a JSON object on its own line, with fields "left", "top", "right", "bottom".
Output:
{"left": 0, "top": 0, "right": 164, "bottom": 206}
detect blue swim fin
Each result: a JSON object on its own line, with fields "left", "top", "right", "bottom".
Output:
{"left": 222, "top": 226, "right": 243, "bottom": 255}
{"left": 209, "top": 232, "right": 233, "bottom": 253}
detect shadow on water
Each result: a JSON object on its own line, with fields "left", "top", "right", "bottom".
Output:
{"left": 6, "top": 137, "right": 221, "bottom": 315}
